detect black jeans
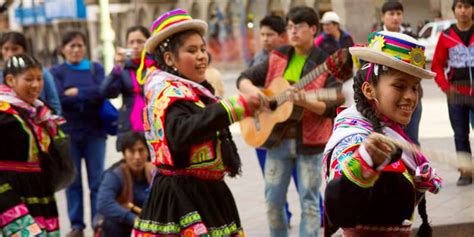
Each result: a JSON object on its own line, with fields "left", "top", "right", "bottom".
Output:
{"left": 447, "top": 101, "right": 474, "bottom": 154}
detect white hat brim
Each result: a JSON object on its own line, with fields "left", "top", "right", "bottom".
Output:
{"left": 349, "top": 47, "right": 436, "bottom": 79}
{"left": 145, "top": 19, "right": 208, "bottom": 53}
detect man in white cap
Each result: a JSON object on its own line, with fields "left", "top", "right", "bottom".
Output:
{"left": 314, "top": 11, "right": 354, "bottom": 55}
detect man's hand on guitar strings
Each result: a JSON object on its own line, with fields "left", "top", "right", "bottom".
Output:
{"left": 240, "top": 92, "right": 265, "bottom": 116}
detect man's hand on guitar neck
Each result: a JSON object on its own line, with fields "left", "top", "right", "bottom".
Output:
{"left": 287, "top": 88, "right": 328, "bottom": 115}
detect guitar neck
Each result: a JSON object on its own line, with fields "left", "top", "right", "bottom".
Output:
{"left": 270, "top": 63, "right": 329, "bottom": 105}
{"left": 304, "top": 88, "right": 338, "bottom": 101}
{"left": 293, "top": 62, "right": 328, "bottom": 90}
{"left": 272, "top": 88, "right": 339, "bottom": 106}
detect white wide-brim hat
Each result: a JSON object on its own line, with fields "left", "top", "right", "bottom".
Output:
{"left": 144, "top": 9, "right": 208, "bottom": 53}
{"left": 350, "top": 31, "right": 436, "bottom": 79}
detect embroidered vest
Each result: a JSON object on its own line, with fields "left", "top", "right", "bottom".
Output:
{"left": 143, "top": 71, "right": 226, "bottom": 178}
{"left": 265, "top": 51, "right": 333, "bottom": 146}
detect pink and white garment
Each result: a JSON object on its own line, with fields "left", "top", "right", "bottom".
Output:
{"left": 323, "top": 105, "right": 442, "bottom": 194}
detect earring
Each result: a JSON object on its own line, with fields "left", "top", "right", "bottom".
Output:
{"left": 172, "top": 66, "right": 178, "bottom": 71}
{"left": 373, "top": 97, "right": 380, "bottom": 105}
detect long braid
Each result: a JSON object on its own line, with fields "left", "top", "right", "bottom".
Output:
{"left": 352, "top": 64, "right": 384, "bottom": 133}
{"left": 416, "top": 197, "right": 432, "bottom": 237}
{"left": 220, "top": 127, "right": 242, "bottom": 177}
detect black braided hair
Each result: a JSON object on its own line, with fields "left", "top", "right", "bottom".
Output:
{"left": 416, "top": 197, "right": 432, "bottom": 237}
{"left": 220, "top": 127, "right": 242, "bottom": 177}
{"left": 352, "top": 63, "right": 384, "bottom": 133}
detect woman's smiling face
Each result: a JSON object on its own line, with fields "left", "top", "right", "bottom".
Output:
{"left": 373, "top": 70, "right": 420, "bottom": 125}
{"left": 168, "top": 32, "right": 209, "bottom": 83}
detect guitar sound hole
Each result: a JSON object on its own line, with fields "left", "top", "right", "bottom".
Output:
{"left": 269, "top": 100, "right": 278, "bottom": 111}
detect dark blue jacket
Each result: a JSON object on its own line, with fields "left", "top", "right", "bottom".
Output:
{"left": 50, "top": 62, "right": 106, "bottom": 138}
{"left": 314, "top": 30, "right": 354, "bottom": 55}
{"left": 97, "top": 160, "right": 149, "bottom": 236}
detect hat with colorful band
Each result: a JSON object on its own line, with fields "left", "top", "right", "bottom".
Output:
{"left": 144, "top": 8, "right": 207, "bottom": 53}
{"left": 350, "top": 31, "right": 436, "bottom": 79}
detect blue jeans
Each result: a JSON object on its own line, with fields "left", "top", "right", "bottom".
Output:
{"left": 256, "top": 148, "right": 298, "bottom": 224}
{"left": 404, "top": 102, "right": 422, "bottom": 145}
{"left": 264, "top": 139, "right": 322, "bottom": 237}
{"left": 66, "top": 135, "right": 106, "bottom": 230}
{"left": 448, "top": 102, "right": 474, "bottom": 154}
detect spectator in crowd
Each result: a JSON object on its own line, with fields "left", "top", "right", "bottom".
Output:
{"left": 96, "top": 132, "right": 155, "bottom": 237}
{"left": 238, "top": 6, "right": 345, "bottom": 237}
{"left": 0, "top": 54, "right": 63, "bottom": 236}
{"left": 432, "top": 0, "right": 473, "bottom": 186}
{"left": 380, "top": 0, "right": 422, "bottom": 145}
{"left": 100, "top": 25, "right": 151, "bottom": 151}
{"left": 248, "top": 15, "right": 287, "bottom": 67}
{"left": 314, "top": 11, "right": 354, "bottom": 55}
{"left": 50, "top": 31, "right": 107, "bottom": 237}
{"left": 380, "top": 0, "right": 415, "bottom": 37}
{"left": 131, "top": 9, "right": 261, "bottom": 236}
{"left": 0, "top": 31, "right": 62, "bottom": 114}
{"left": 247, "top": 14, "right": 298, "bottom": 226}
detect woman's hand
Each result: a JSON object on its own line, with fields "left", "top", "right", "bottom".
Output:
{"left": 364, "top": 133, "right": 396, "bottom": 169}
{"left": 114, "top": 47, "right": 127, "bottom": 65}
{"left": 64, "top": 87, "right": 79, "bottom": 97}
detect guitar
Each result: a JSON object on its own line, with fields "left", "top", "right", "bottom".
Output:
{"left": 240, "top": 49, "right": 352, "bottom": 148}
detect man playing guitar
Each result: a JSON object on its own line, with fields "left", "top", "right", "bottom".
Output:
{"left": 237, "top": 6, "right": 345, "bottom": 237}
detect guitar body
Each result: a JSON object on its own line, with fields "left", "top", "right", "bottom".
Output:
{"left": 239, "top": 77, "right": 302, "bottom": 148}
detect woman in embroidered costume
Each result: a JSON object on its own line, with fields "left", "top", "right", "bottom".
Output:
{"left": 0, "top": 54, "right": 64, "bottom": 236}
{"left": 322, "top": 31, "right": 442, "bottom": 237}
{"left": 131, "top": 9, "right": 261, "bottom": 236}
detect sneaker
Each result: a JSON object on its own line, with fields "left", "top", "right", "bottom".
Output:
{"left": 456, "top": 176, "right": 473, "bottom": 186}
{"left": 66, "top": 229, "right": 84, "bottom": 237}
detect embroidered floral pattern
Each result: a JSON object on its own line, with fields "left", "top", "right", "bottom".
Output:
{"left": 219, "top": 96, "right": 246, "bottom": 124}
{"left": 133, "top": 212, "right": 243, "bottom": 236}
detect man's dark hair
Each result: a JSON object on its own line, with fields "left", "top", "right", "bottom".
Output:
{"left": 286, "top": 6, "right": 319, "bottom": 27}
{"left": 120, "top": 131, "right": 147, "bottom": 153}
{"left": 260, "top": 15, "right": 286, "bottom": 34}
{"left": 452, "top": 0, "right": 473, "bottom": 11}
{"left": 381, "top": 0, "right": 404, "bottom": 14}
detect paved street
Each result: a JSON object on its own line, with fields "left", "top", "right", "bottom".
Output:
{"left": 56, "top": 69, "right": 474, "bottom": 236}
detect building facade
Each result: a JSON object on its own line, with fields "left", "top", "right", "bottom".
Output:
{"left": 0, "top": 0, "right": 455, "bottom": 66}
